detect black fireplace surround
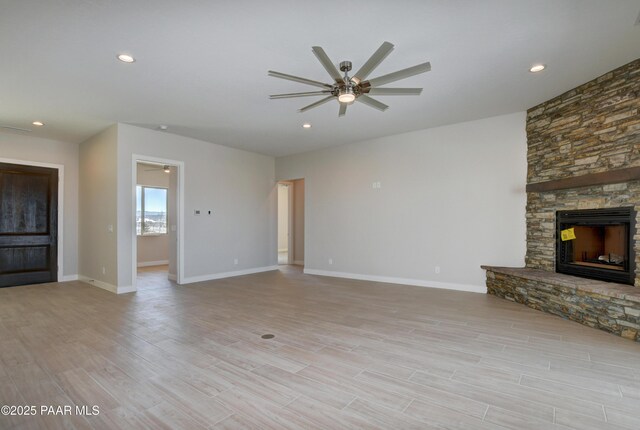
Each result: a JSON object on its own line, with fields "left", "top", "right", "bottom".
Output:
{"left": 556, "top": 207, "right": 636, "bottom": 285}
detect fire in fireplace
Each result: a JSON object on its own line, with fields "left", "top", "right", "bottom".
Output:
{"left": 556, "top": 207, "right": 635, "bottom": 285}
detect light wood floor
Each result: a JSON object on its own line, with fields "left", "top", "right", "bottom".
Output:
{"left": 136, "top": 265, "right": 170, "bottom": 290}
{"left": 1, "top": 266, "right": 639, "bottom": 429}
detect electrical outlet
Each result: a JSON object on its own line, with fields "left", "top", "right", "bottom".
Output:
{"left": 107, "top": 224, "right": 113, "bottom": 232}
{"left": 328, "top": 258, "right": 333, "bottom": 265}
{"left": 234, "top": 258, "right": 238, "bottom": 265}
{"left": 102, "top": 266, "right": 106, "bottom": 275}
{"left": 435, "top": 266, "right": 441, "bottom": 274}
{"left": 194, "top": 210, "right": 201, "bottom": 215}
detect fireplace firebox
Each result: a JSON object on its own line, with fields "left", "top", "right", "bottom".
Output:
{"left": 556, "top": 207, "right": 635, "bottom": 285}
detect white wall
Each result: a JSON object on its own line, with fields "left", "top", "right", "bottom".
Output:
{"left": 136, "top": 162, "right": 171, "bottom": 266}
{"left": 277, "top": 184, "right": 289, "bottom": 251}
{"left": 0, "top": 131, "right": 79, "bottom": 280}
{"left": 276, "top": 112, "right": 527, "bottom": 292}
{"left": 79, "top": 125, "right": 118, "bottom": 287}
{"left": 117, "top": 124, "right": 277, "bottom": 288}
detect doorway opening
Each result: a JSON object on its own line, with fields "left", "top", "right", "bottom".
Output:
{"left": 134, "top": 159, "right": 180, "bottom": 289}
{"left": 277, "top": 182, "right": 291, "bottom": 264}
{"left": 277, "top": 179, "right": 304, "bottom": 267}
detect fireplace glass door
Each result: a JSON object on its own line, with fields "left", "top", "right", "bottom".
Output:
{"left": 556, "top": 207, "right": 635, "bottom": 285}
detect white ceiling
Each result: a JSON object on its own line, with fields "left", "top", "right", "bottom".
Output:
{"left": 1, "top": 0, "right": 639, "bottom": 157}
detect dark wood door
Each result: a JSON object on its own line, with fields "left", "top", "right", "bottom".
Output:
{"left": 0, "top": 162, "right": 58, "bottom": 287}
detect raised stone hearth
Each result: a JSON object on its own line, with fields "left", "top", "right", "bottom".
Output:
{"left": 484, "top": 58, "right": 640, "bottom": 341}
{"left": 483, "top": 266, "right": 640, "bottom": 342}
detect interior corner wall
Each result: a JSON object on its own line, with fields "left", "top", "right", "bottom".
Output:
{"left": 0, "top": 131, "right": 79, "bottom": 279}
{"left": 78, "top": 125, "right": 119, "bottom": 287}
{"left": 116, "top": 123, "right": 277, "bottom": 288}
{"left": 275, "top": 112, "right": 528, "bottom": 290}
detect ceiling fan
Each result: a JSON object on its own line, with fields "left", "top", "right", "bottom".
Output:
{"left": 268, "top": 41, "right": 431, "bottom": 117}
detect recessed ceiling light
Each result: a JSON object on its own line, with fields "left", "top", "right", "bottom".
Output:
{"left": 117, "top": 53, "right": 135, "bottom": 63}
{"left": 529, "top": 64, "right": 546, "bottom": 73}
{"left": 302, "top": 123, "right": 312, "bottom": 129}
{"left": 159, "top": 125, "right": 168, "bottom": 131}
{"left": 32, "top": 121, "right": 44, "bottom": 126}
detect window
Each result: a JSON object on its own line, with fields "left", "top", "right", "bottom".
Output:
{"left": 136, "top": 186, "right": 168, "bottom": 235}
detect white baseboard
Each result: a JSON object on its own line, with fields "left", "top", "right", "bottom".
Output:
{"left": 78, "top": 276, "right": 137, "bottom": 294}
{"left": 137, "top": 260, "right": 169, "bottom": 267}
{"left": 302, "top": 269, "right": 486, "bottom": 294}
{"left": 293, "top": 260, "right": 304, "bottom": 266}
{"left": 168, "top": 273, "right": 177, "bottom": 281}
{"left": 79, "top": 275, "right": 118, "bottom": 293}
{"left": 181, "top": 265, "right": 279, "bottom": 285}
{"left": 61, "top": 274, "right": 79, "bottom": 282}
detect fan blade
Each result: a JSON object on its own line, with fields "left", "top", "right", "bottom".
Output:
{"left": 270, "top": 91, "right": 332, "bottom": 99}
{"left": 366, "top": 62, "right": 431, "bottom": 87}
{"left": 268, "top": 71, "right": 332, "bottom": 89}
{"left": 356, "top": 95, "right": 389, "bottom": 112}
{"left": 0, "top": 125, "right": 32, "bottom": 132}
{"left": 299, "top": 96, "right": 335, "bottom": 113}
{"left": 311, "top": 46, "right": 343, "bottom": 83}
{"left": 352, "top": 41, "right": 394, "bottom": 83}
{"left": 366, "top": 88, "right": 423, "bottom": 96}
{"left": 338, "top": 103, "right": 347, "bottom": 117}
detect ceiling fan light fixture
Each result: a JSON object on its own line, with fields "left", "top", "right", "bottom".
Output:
{"left": 302, "top": 123, "right": 312, "bottom": 128}
{"left": 338, "top": 87, "right": 356, "bottom": 104}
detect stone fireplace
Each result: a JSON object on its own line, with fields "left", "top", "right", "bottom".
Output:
{"left": 483, "top": 58, "right": 640, "bottom": 342}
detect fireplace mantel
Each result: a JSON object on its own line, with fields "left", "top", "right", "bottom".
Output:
{"left": 526, "top": 166, "right": 640, "bottom": 193}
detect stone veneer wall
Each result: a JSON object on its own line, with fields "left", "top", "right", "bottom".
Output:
{"left": 525, "top": 59, "right": 640, "bottom": 285}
